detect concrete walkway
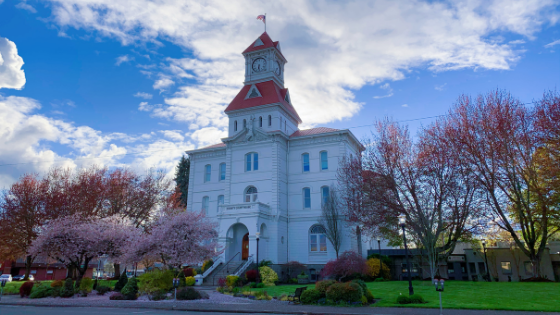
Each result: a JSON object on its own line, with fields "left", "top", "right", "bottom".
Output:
{"left": 1, "top": 295, "right": 558, "bottom": 315}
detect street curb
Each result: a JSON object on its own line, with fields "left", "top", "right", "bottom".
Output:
{"left": 0, "top": 302, "right": 370, "bottom": 315}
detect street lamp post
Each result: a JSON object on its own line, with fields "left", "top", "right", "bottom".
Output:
{"left": 256, "top": 232, "right": 260, "bottom": 285}
{"left": 482, "top": 239, "right": 491, "bottom": 282}
{"left": 399, "top": 215, "right": 414, "bottom": 296}
{"left": 377, "top": 237, "right": 381, "bottom": 256}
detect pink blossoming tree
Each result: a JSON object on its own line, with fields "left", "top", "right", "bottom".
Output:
{"left": 123, "top": 211, "right": 220, "bottom": 270}
{"left": 30, "top": 214, "right": 139, "bottom": 283}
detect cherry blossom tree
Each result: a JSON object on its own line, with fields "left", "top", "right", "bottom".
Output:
{"left": 30, "top": 214, "right": 139, "bottom": 284}
{"left": 123, "top": 211, "right": 220, "bottom": 270}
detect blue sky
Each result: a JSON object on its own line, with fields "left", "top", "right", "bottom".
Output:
{"left": 0, "top": 0, "right": 559, "bottom": 186}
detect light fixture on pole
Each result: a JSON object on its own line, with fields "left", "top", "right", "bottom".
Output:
{"left": 481, "top": 239, "right": 491, "bottom": 282}
{"left": 377, "top": 237, "right": 381, "bottom": 256}
{"left": 256, "top": 231, "right": 260, "bottom": 285}
{"left": 399, "top": 215, "right": 414, "bottom": 296}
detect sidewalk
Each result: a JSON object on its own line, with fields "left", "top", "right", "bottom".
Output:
{"left": 1, "top": 295, "right": 558, "bottom": 315}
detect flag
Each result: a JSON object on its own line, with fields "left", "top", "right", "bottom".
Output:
{"left": 257, "top": 15, "right": 266, "bottom": 24}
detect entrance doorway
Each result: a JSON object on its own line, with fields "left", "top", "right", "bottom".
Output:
{"left": 242, "top": 233, "right": 249, "bottom": 260}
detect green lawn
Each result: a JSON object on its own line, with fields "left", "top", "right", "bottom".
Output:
{"left": 1, "top": 280, "right": 118, "bottom": 295}
{"left": 249, "top": 281, "right": 560, "bottom": 312}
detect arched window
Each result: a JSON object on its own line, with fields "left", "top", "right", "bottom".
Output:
{"left": 310, "top": 225, "right": 327, "bottom": 252}
{"left": 268, "top": 115, "right": 272, "bottom": 126}
{"left": 279, "top": 117, "right": 282, "bottom": 128}
{"left": 245, "top": 152, "right": 259, "bottom": 171}
{"left": 320, "top": 151, "right": 328, "bottom": 170}
{"left": 303, "top": 188, "right": 311, "bottom": 209}
{"left": 259, "top": 116, "right": 263, "bottom": 127}
{"left": 217, "top": 195, "right": 224, "bottom": 212}
{"left": 321, "top": 186, "right": 329, "bottom": 205}
{"left": 234, "top": 120, "right": 238, "bottom": 131}
{"left": 245, "top": 186, "right": 258, "bottom": 202}
{"left": 202, "top": 196, "right": 209, "bottom": 214}
{"left": 243, "top": 119, "right": 247, "bottom": 129}
{"left": 302, "top": 153, "right": 310, "bottom": 172}
{"left": 205, "top": 164, "right": 211, "bottom": 182}
{"left": 219, "top": 163, "right": 226, "bottom": 181}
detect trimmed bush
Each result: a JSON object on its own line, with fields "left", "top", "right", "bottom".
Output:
{"left": 351, "top": 279, "right": 367, "bottom": 295}
{"left": 315, "top": 280, "right": 335, "bottom": 296}
{"left": 410, "top": 294, "right": 425, "bottom": 304}
{"left": 361, "top": 295, "right": 368, "bottom": 304}
{"left": 366, "top": 258, "right": 391, "bottom": 280}
{"left": 109, "top": 292, "right": 125, "bottom": 300}
{"left": 79, "top": 277, "right": 94, "bottom": 293}
{"left": 301, "top": 288, "right": 323, "bottom": 304}
{"left": 29, "top": 285, "right": 54, "bottom": 299}
{"left": 177, "top": 270, "right": 186, "bottom": 287}
{"left": 96, "top": 285, "right": 111, "bottom": 295}
{"left": 365, "top": 289, "right": 374, "bottom": 303}
{"left": 202, "top": 259, "right": 214, "bottom": 272}
{"left": 114, "top": 271, "right": 128, "bottom": 292}
{"left": 121, "top": 277, "right": 139, "bottom": 300}
{"left": 50, "top": 280, "right": 64, "bottom": 288}
{"left": 19, "top": 281, "right": 34, "bottom": 297}
{"left": 176, "top": 287, "right": 201, "bottom": 300}
{"left": 138, "top": 269, "right": 174, "bottom": 296}
{"left": 60, "top": 278, "right": 75, "bottom": 298}
{"left": 217, "top": 277, "right": 226, "bottom": 287}
{"left": 151, "top": 290, "right": 168, "bottom": 301}
{"left": 374, "top": 277, "right": 386, "bottom": 282}
{"left": 258, "top": 266, "right": 278, "bottom": 286}
{"left": 325, "top": 282, "right": 362, "bottom": 303}
{"left": 226, "top": 275, "right": 239, "bottom": 287}
{"left": 396, "top": 295, "right": 411, "bottom": 304}
{"left": 246, "top": 269, "right": 258, "bottom": 282}
{"left": 50, "top": 287, "right": 61, "bottom": 298}
{"left": 185, "top": 276, "right": 195, "bottom": 286}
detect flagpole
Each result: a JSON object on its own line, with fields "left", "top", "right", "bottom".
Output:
{"left": 265, "top": 13, "right": 266, "bottom": 32}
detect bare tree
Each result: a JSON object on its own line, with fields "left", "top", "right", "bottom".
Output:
{"left": 319, "top": 185, "right": 343, "bottom": 259}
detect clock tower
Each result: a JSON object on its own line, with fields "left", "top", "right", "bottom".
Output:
{"left": 242, "top": 32, "right": 286, "bottom": 88}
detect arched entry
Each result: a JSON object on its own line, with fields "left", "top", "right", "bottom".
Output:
{"left": 242, "top": 233, "right": 249, "bottom": 260}
{"left": 226, "top": 223, "right": 249, "bottom": 262}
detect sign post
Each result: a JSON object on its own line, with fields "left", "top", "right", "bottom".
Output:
{"left": 433, "top": 278, "right": 445, "bottom": 315}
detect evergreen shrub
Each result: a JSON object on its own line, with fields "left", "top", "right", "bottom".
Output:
{"left": 176, "top": 287, "right": 201, "bottom": 300}
{"left": 325, "top": 282, "right": 362, "bottom": 303}
{"left": 315, "top": 280, "right": 335, "bottom": 296}
{"left": 60, "top": 279, "right": 75, "bottom": 298}
{"left": 121, "top": 277, "right": 139, "bottom": 300}
{"left": 300, "top": 289, "right": 323, "bottom": 304}
{"left": 114, "top": 271, "right": 128, "bottom": 292}
{"left": 79, "top": 277, "right": 94, "bottom": 293}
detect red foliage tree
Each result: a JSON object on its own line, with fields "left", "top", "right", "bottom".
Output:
{"left": 320, "top": 251, "right": 367, "bottom": 281}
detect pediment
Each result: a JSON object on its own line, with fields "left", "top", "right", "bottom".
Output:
{"left": 225, "top": 127, "right": 270, "bottom": 144}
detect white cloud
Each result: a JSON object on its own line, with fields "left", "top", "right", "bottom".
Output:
{"left": 115, "top": 54, "right": 133, "bottom": 66}
{"left": 159, "top": 130, "right": 185, "bottom": 142}
{"left": 153, "top": 75, "right": 174, "bottom": 90}
{"left": 190, "top": 127, "right": 228, "bottom": 147}
{"left": 373, "top": 83, "right": 394, "bottom": 99}
{"left": 509, "top": 39, "right": 526, "bottom": 45}
{"left": 545, "top": 39, "right": 560, "bottom": 47}
{"left": 134, "top": 92, "right": 153, "bottom": 99}
{"left": 435, "top": 83, "right": 447, "bottom": 91}
{"left": 401, "top": 104, "right": 408, "bottom": 107}
{"left": 15, "top": 1, "right": 37, "bottom": 13}
{"left": 0, "top": 37, "right": 26, "bottom": 90}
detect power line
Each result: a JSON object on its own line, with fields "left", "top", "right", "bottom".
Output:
{"left": 0, "top": 102, "right": 533, "bottom": 168}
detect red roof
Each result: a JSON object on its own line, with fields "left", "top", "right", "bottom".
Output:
{"left": 243, "top": 32, "right": 282, "bottom": 56}
{"left": 199, "top": 143, "right": 226, "bottom": 150}
{"left": 225, "top": 80, "right": 302, "bottom": 122}
{"left": 290, "top": 127, "right": 339, "bottom": 138}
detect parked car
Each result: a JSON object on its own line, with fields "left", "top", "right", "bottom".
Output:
{"left": 13, "top": 275, "right": 34, "bottom": 281}
{"left": 0, "top": 274, "right": 12, "bottom": 282}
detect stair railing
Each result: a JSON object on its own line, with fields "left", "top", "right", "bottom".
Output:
{"left": 201, "top": 256, "right": 224, "bottom": 279}
{"left": 234, "top": 254, "right": 255, "bottom": 277}
{"left": 224, "top": 252, "right": 241, "bottom": 274}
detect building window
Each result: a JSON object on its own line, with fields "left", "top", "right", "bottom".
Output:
{"left": 302, "top": 153, "right": 310, "bottom": 172}
{"left": 46, "top": 270, "right": 53, "bottom": 274}
{"left": 30, "top": 270, "right": 37, "bottom": 275}
{"left": 310, "top": 225, "right": 327, "bottom": 252}
{"left": 259, "top": 116, "right": 263, "bottom": 127}
{"left": 478, "top": 262, "right": 486, "bottom": 274}
{"left": 219, "top": 163, "right": 226, "bottom": 181}
{"left": 309, "top": 268, "right": 317, "bottom": 281}
{"left": 469, "top": 262, "right": 476, "bottom": 274}
{"left": 524, "top": 261, "right": 533, "bottom": 275}
{"left": 217, "top": 195, "right": 224, "bottom": 212}
{"left": 321, "top": 186, "right": 329, "bottom": 205}
{"left": 501, "top": 261, "right": 512, "bottom": 274}
{"left": 243, "top": 119, "right": 247, "bottom": 129}
{"left": 303, "top": 188, "right": 311, "bottom": 208}
{"left": 234, "top": 120, "right": 238, "bottom": 131}
{"left": 279, "top": 117, "right": 282, "bottom": 128}
{"left": 268, "top": 115, "right": 272, "bottom": 126}
{"left": 245, "top": 186, "right": 258, "bottom": 202}
{"left": 320, "top": 151, "right": 328, "bottom": 170}
{"left": 245, "top": 152, "right": 259, "bottom": 171}
{"left": 204, "top": 165, "right": 211, "bottom": 182}
{"left": 202, "top": 196, "right": 209, "bottom": 214}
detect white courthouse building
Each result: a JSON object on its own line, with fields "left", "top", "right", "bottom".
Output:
{"left": 186, "top": 32, "right": 364, "bottom": 274}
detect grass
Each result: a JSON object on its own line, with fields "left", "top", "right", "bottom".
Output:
{"left": 1, "top": 279, "right": 118, "bottom": 295}
{"left": 248, "top": 281, "right": 560, "bottom": 312}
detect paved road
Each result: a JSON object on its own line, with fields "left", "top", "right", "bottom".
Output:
{"left": 0, "top": 305, "right": 274, "bottom": 315}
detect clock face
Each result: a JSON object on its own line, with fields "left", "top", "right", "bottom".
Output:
{"left": 274, "top": 61, "right": 281, "bottom": 76}
{"left": 252, "top": 58, "right": 266, "bottom": 73}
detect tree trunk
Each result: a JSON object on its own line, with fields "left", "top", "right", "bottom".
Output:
{"left": 67, "top": 264, "right": 75, "bottom": 279}
{"left": 24, "top": 255, "right": 33, "bottom": 280}
{"left": 114, "top": 263, "right": 121, "bottom": 279}
{"left": 531, "top": 255, "right": 541, "bottom": 278}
